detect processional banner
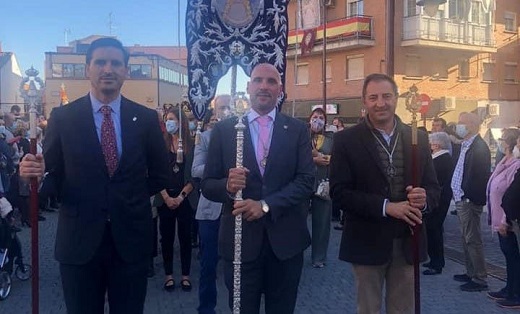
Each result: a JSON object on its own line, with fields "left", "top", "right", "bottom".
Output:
{"left": 186, "top": 0, "right": 290, "bottom": 120}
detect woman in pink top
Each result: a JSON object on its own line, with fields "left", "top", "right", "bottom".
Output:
{"left": 486, "top": 128, "right": 520, "bottom": 305}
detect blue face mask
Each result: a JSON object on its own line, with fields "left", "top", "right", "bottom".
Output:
{"left": 0, "top": 126, "right": 6, "bottom": 134}
{"left": 165, "top": 120, "right": 179, "bottom": 134}
{"left": 189, "top": 121, "right": 197, "bottom": 131}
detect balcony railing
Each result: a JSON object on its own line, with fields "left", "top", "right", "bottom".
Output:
{"left": 288, "top": 15, "right": 374, "bottom": 50}
{"left": 402, "top": 15, "right": 495, "bottom": 50}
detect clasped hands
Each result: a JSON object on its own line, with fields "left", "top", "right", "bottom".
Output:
{"left": 385, "top": 186, "right": 426, "bottom": 227}
{"left": 226, "top": 167, "right": 265, "bottom": 222}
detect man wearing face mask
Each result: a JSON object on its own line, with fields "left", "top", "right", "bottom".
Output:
{"left": 451, "top": 112, "right": 491, "bottom": 292}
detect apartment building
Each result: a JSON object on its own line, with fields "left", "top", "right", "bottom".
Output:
{"left": 43, "top": 35, "right": 188, "bottom": 115}
{"left": 283, "top": 0, "right": 519, "bottom": 130}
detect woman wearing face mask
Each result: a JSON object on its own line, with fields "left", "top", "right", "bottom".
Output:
{"left": 423, "top": 132, "right": 453, "bottom": 275}
{"left": 486, "top": 128, "right": 520, "bottom": 305}
{"left": 157, "top": 106, "right": 195, "bottom": 292}
{"left": 308, "top": 108, "right": 333, "bottom": 268}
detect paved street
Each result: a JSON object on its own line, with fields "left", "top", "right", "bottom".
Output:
{"left": 0, "top": 203, "right": 517, "bottom": 314}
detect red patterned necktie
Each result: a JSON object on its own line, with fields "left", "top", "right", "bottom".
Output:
{"left": 100, "top": 105, "right": 118, "bottom": 177}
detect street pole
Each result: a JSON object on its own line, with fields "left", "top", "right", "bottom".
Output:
{"left": 386, "top": 0, "right": 395, "bottom": 76}
{"left": 321, "top": 0, "right": 327, "bottom": 112}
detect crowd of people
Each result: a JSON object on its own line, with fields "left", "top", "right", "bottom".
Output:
{"left": 10, "top": 36, "right": 520, "bottom": 314}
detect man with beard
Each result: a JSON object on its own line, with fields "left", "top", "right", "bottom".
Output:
{"left": 19, "top": 37, "right": 169, "bottom": 314}
{"left": 202, "top": 63, "right": 314, "bottom": 313}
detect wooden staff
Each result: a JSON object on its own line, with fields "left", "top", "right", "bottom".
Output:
{"left": 406, "top": 85, "right": 421, "bottom": 314}
{"left": 28, "top": 93, "right": 39, "bottom": 314}
{"left": 232, "top": 96, "right": 248, "bottom": 314}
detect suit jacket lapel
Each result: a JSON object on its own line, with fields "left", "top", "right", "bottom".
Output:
{"left": 78, "top": 95, "right": 107, "bottom": 175}
{"left": 242, "top": 115, "right": 262, "bottom": 179}
{"left": 263, "top": 113, "right": 286, "bottom": 178}
{"left": 116, "top": 97, "right": 135, "bottom": 177}
{"left": 360, "top": 122, "right": 389, "bottom": 183}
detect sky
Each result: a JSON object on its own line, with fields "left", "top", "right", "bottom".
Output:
{"left": 0, "top": 0, "right": 247, "bottom": 95}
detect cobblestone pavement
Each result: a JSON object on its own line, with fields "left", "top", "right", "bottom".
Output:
{"left": 0, "top": 203, "right": 517, "bottom": 314}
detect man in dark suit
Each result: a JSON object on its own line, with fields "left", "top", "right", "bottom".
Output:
{"left": 201, "top": 63, "right": 314, "bottom": 314}
{"left": 19, "top": 38, "right": 169, "bottom": 314}
{"left": 450, "top": 112, "right": 491, "bottom": 292}
{"left": 330, "top": 73, "right": 439, "bottom": 314}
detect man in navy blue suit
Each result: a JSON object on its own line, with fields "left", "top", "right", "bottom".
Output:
{"left": 20, "top": 37, "right": 169, "bottom": 314}
{"left": 202, "top": 63, "right": 315, "bottom": 314}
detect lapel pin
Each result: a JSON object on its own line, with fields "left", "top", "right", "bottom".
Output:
{"left": 283, "top": 125, "right": 288, "bottom": 130}
{"left": 132, "top": 117, "right": 137, "bottom": 121}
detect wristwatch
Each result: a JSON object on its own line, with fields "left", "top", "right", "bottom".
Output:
{"left": 260, "top": 200, "right": 270, "bottom": 214}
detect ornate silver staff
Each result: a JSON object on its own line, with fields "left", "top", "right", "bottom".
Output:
{"left": 20, "top": 66, "right": 44, "bottom": 314}
{"left": 405, "top": 84, "right": 422, "bottom": 314}
{"left": 177, "top": 102, "right": 185, "bottom": 164}
{"left": 232, "top": 94, "right": 248, "bottom": 314}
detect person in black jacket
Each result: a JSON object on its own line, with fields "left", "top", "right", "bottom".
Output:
{"left": 450, "top": 112, "right": 491, "bottom": 292}
{"left": 424, "top": 132, "right": 454, "bottom": 275}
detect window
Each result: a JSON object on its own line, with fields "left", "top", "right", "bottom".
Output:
{"left": 346, "top": 55, "right": 364, "bottom": 80}
{"left": 326, "top": 60, "right": 332, "bottom": 82}
{"left": 482, "top": 62, "right": 495, "bottom": 82}
{"left": 129, "top": 64, "right": 152, "bottom": 79}
{"left": 406, "top": 0, "right": 417, "bottom": 17}
{"left": 296, "top": 63, "right": 309, "bottom": 85}
{"left": 458, "top": 59, "right": 470, "bottom": 80}
{"left": 405, "top": 55, "right": 421, "bottom": 78}
{"left": 159, "top": 66, "right": 185, "bottom": 85}
{"left": 505, "top": 12, "right": 517, "bottom": 32}
{"left": 471, "top": 1, "right": 485, "bottom": 24}
{"left": 504, "top": 63, "right": 517, "bottom": 83}
{"left": 449, "top": 0, "right": 470, "bottom": 20}
{"left": 51, "top": 63, "right": 86, "bottom": 78}
{"left": 431, "top": 62, "right": 448, "bottom": 80}
{"left": 347, "top": 0, "right": 363, "bottom": 17}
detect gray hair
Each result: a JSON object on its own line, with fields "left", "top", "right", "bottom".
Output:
{"left": 429, "top": 132, "right": 452, "bottom": 150}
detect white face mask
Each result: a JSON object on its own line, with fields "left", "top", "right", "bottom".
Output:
{"left": 513, "top": 146, "right": 520, "bottom": 159}
{"left": 455, "top": 124, "right": 469, "bottom": 139}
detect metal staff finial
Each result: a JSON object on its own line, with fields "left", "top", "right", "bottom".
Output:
{"left": 405, "top": 84, "right": 422, "bottom": 314}
{"left": 232, "top": 93, "right": 248, "bottom": 314}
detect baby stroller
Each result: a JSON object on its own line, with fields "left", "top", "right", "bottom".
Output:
{"left": 0, "top": 197, "right": 32, "bottom": 300}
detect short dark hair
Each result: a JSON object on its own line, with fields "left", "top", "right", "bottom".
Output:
{"left": 362, "top": 73, "right": 398, "bottom": 99}
{"left": 10, "top": 105, "right": 20, "bottom": 114}
{"left": 433, "top": 117, "right": 447, "bottom": 129}
{"left": 309, "top": 107, "right": 327, "bottom": 122}
{"left": 86, "top": 37, "right": 129, "bottom": 66}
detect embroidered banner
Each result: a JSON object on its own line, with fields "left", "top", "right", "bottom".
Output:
{"left": 186, "top": 0, "right": 290, "bottom": 120}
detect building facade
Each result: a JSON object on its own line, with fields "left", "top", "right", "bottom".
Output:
{"left": 283, "top": 0, "right": 519, "bottom": 130}
{"left": 0, "top": 51, "right": 23, "bottom": 114}
{"left": 44, "top": 35, "right": 188, "bottom": 115}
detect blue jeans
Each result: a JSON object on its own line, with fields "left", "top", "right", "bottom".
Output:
{"left": 197, "top": 218, "right": 220, "bottom": 314}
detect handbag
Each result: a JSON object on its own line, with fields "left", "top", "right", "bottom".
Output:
{"left": 315, "top": 179, "right": 330, "bottom": 201}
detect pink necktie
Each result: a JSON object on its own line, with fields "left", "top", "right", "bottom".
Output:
{"left": 100, "top": 105, "right": 118, "bottom": 177}
{"left": 256, "top": 115, "right": 271, "bottom": 176}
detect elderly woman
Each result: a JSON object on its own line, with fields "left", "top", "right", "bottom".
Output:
{"left": 423, "top": 132, "right": 453, "bottom": 275}
{"left": 486, "top": 128, "right": 520, "bottom": 306}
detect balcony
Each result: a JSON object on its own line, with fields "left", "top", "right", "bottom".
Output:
{"left": 402, "top": 15, "right": 496, "bottom": 53}
{"left": 287, "top": 15, "right": 375, "bottom": 57}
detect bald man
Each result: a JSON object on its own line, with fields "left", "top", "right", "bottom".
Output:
{"left": 450, "top": 112, "right": 491, "bottom": 292}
